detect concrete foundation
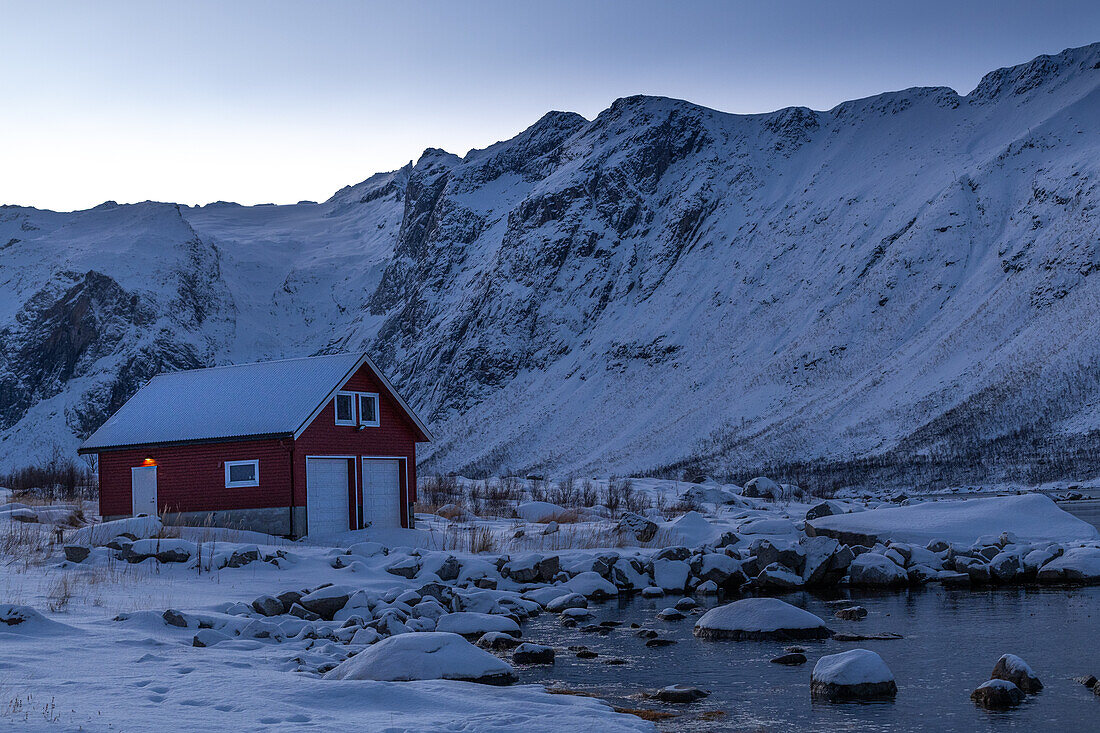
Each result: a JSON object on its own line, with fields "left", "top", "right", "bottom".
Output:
{"left": 104, "top": 507, "right": 295, "bottom": 538}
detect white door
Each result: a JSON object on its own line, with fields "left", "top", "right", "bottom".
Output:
{"left": 362, "top": 459, "right": 401, "bottom": 529}
{"left": 131, "top": 466, "right": 158, "bottom": 516}
{"left": 306, "top": 458, "right": 351, "bottom": 537}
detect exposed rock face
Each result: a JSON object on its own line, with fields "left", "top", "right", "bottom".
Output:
{"left": 7, "top": 44, "right": 1100, "bottom": 484}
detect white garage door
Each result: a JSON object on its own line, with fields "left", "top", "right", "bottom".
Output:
{"left": 362, "top": 458, "right": 402, "bottom": 529}
{"left": 306, "top": 458, "right": 350, "bottom": 538}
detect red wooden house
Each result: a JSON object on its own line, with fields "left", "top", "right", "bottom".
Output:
{"left": 78, "top": 353, "right": 432, "bottom": 538}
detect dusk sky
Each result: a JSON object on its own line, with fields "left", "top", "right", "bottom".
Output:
{"left": 3, "top": 0, "right": 1099, "bottom": 211}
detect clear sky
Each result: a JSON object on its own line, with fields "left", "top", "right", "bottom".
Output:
{"left": 2, "top": 0, "right": 1099, "bottom": 211}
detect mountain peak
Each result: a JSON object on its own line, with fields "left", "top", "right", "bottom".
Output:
{"left": 969, "top": 41, "right": 1100, "bottom": 101}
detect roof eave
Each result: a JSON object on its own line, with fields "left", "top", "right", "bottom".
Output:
{"left": 77, "top": 432, "right": 294, "bottom": 454}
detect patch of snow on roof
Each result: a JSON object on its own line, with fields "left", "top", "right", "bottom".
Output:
{"left": 80, "top": 353, "right": 363, "bottom": 450}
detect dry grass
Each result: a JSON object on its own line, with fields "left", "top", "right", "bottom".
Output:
{"left": 435, "top": 504, "right": 468, "bottom": 521}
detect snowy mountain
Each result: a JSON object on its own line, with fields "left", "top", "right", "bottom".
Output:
{"left": 3, "top": 43, "right": 1100, "bottom": 488}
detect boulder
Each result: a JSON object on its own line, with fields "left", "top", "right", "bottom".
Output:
{"left": 616, "top": 512, "right": 658, "bottom": 543}
{"left": 288, "top": 603, "right": 320, "bottom": 621}
{"left": 806, "top": 501, "right": 843, "bottom": 521}
{"left": 811, "top": 649, "right": 897, "bottom": 701}
{"left": 477, "top": 631, "right": 521, "bottom": 650}
{"left": 545, "top": 593, "right": 587, "bottom": 612}
{"left": 771, "top": 652, "right": 807, "bottom": 665}
{"left": 991, "top": 654, "right": 1042, "bottom": 693}
{"left": 385, "top": 556, "right": 421, "bottom": 579}
{"left": 516, "top": 501, "right": 566, "bottom": 523}
{"left": 971, "top": 679, "right": 1024, "bottom": 709}
{"left": 192, "top": 629, "right": 230, "bottom": 647}
{"left": 742, "top": 477, "right": 782, "bottom": 500}
{"left": 323, "top": 632, "right": 516, "bottom": 685}
{"left": 1036, "top": 547, "right": 1100, "bottom": 584}
{"left": 512, "top": 643, "right": 555, "bottom": 665}
{"left": 657, "top": 607, "right": 685, "bottom": 621}
{"left": 653, "top": 559, "right": 691, "bottom": 593}
{"left": 755, "top": 563, "right": 803, "bottom": 589}
{"left": 652, "top": 684, "right": 708, "bottom": 703}
{"left": 63, "top": 545, "right": 91, "bottom": 563}
{"left": 694, "top": 598, "right": 831, "bottom": 641}
{"left": 162, "top": 609, "right": 190, "bottom": 628}
{"left": 436, "top": 612, "right": 521, "bottom": 638}
{"left": 501, "top": 554, "right": 544, "bottom": 583}
{"left": 299, "top": 586, "right": 352, "bottom": 620}
{"left": 848, "top": 553, "right": 908, "bottom": 587}
{"left": 252, "top": 595, "right": 286, "bottom": 617}
{"left": 834, "top": 606, "right": 868, "bottom": 621}
{"left": 436, "top": 556, "right": 461, "bottom": 582}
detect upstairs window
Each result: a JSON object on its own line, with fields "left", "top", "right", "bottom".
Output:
{"left": 334, "top": 392, "right": 356, "bottom": 426}
{"left": 359, "top": 392, "right": 380, "bottom": 427}
{"left": 225, "top": 459, "right": 259, "bottom": 488}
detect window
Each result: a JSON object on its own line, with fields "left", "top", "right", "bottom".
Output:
{"left": 225, "top": 459, "right": 259, "bottom": 488}
{"left": 359, "top": 392, "right": 380, "bottom": 427}
{"left": 334, "top": 392, "right": 356, "bottom": 426}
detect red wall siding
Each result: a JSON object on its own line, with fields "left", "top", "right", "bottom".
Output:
{"left": 293, "top": 363, "right": 420, "bottom": 528}
{"left": 97, "top": 438, "right": 293, "bottom": 517}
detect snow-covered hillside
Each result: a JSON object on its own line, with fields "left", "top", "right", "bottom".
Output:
{"left": 3, "top": 43, "right": 1100, "bottom": 485}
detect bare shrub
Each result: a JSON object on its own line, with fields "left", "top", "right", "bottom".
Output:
{"left": 550, "top": 477, "right": 579, "bottom": 507}
{"left": 440, "top": 524, "right": 497, "bottom": 553}
{"left": 421, "top": 474, "right": 462, "bottom": 506}
{"left": 579, "top": 479, "right": 598, "bottom": 507}
{"left": 528, "top": 477, "right": 550, "bottom": 503}
{"left": 2, "top": 452, "right": 98, "bottom": 502}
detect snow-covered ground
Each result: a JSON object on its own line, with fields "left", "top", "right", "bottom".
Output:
{"left": 3, "top": 475, "right": 1100, "bottom": 730}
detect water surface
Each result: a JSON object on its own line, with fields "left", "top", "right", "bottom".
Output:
{"left": 516, "top": 586, "right": 1100, "bottom": 731}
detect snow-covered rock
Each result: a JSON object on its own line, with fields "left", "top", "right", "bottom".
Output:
{"left": 693, "top": 598, "right": 830, "bottom": 640}
{"left": 1036, "top": 546, "right": 1100, "bottom": 583}
{"left": 323, "top": 632, "right": 517, "bottom": 684}
{"left": 435, "top": 612, "right": 521, "bottom": 638}
{"left": 811, "top": 649, "right": 897, "bottom": 701}
{"left": 515, "top": 502, "right": 565, "bottom": 523}
{"left": 69, "top": 516, "right": 163, "bottom": 546}
{"left": 991, "top": 654, "right": 1042, "bottom": 693}
{"left": 809, "top": 495, "right": 1099, "bottom": 546}
{"left": 0, "top": 605, "right": 77, "bottom": 635}
{"left": 847, "top": 553, "right": 909, "bottom": 587}
{"left": 971, "top": 679, "right": 1024, "bottom": 709}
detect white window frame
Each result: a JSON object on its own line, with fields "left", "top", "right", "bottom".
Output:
{"left": 358, "top": 392, "right": 380, "bottom": 428}
{"left": 225, "top": 459, "right": 260, "bottom": 488}
{"left": 334, "top": 391, "right": 357, "bottom": 426}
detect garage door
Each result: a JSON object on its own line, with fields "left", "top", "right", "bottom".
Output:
{"left": 306, "top": 458, "right": 351, "bottom": 537}
{"left": 362, "top": 458, "right": 402, "bottom": 529}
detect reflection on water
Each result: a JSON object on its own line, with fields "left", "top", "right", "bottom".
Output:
{"left": 516, "top": 586, "right": 1100, "bottom": 731}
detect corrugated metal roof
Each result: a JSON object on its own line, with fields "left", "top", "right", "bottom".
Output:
{"left": 80, "top": 353, "right": 366, "bottom": 451}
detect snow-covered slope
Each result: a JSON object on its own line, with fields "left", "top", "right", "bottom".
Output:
{"left": 3, "top": 43, "right": 1100, "bottom": 486}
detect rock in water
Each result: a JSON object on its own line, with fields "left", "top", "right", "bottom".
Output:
{"left": 653, "top": 684, "right": 709, "bottom": 703}
{"left": 323, "top": 632, "right": 516, "bottom": 685}
{"left": 694, "top": 597, "right": 831, "bottom": 641}
{"left": 512, "top": 643, "right": 554, "bottom": 665}
{"left": 971, "top": 679, "right": 1024, "bottom": 709}
{"left": 771, "top": 653, "right": 807, "bottom": 665}
{"left": 811, "top": 649, "right": 897, "bottom": 701}
{"left": 990, "top": 654, "right": 1042, "bottom": 693}
{"left": 834, "top": 606, "right": 868, "bottom": 621}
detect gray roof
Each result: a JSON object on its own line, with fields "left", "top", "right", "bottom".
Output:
{"left": 79, "top": 353, "right": 430, "bottom": 452}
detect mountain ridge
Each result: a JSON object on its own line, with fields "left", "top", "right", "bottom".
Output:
{"left": 3, "top": 42, "right": 1100, "bottom": 488}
